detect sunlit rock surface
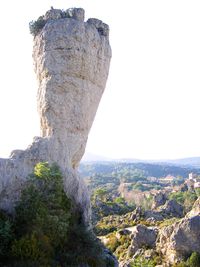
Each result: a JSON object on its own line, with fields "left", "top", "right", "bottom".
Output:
{"left": 0, "top": 8, "right": 111, "bottom": 224}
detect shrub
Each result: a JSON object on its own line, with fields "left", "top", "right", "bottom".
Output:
{"left": 130, "top": 257, "right": 156, "bottom": 267}
{"left": 105, "top": 232, "right": 120, "bottom": 252}
{"left": 29, "top": 16, "right": 46, "bottom": 36}
{"left": 172, "top": 263, "right": 187, "bottom": 267}
{"left": 60, "top": 223, "right": 107, "bottom": 266}
{"left": 0, "top": 211, "right": 13, "bottom": 259}
{"left": 11, "top": 162, "right": 72, "bottom": 265}
{"left": 114, "top": 197, "right": 125, "bottom": 204}
{"left": 159, "top": 217, "right": 180, "bottom": 228}
{"left": 0, "top": 162, "right": 112, "bottom": 266}
{"left": 173, "top": 252, "right": 200, "bottom": 267}
{"left": 187, "top": 252, "right": 200, "bottom": 267}
{"left": 169, "top": 191, "right": 197, "bottom": 212}
{"left": 11, "top": 232, "right": 53, "bottom": 265}
{"left": 195, "top": 188, "right": 200, "bottom": 197}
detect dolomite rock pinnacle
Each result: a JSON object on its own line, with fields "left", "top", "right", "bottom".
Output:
{"left": 0, "top": 8, "right": 111, "bottom": 224}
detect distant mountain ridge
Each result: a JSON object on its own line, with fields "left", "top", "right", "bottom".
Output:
{"left": 82, "top": 153, "right": 200, "bottom": 168}
{"left": 81, "top": 152, "right": 113, "bottom": 162}
{"left": 163, "top": 157, "right": 200, "bottom": 168}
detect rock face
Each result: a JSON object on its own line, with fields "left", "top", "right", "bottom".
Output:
{"left": 151, "top": 191, "right": 167, "bottom": 209}
{"left": 157, "top": 199, "right": 184, "bottom": 218}
{"left": 157, "top": 199, "right": 200, "bottom": 264}
{"left": 128, "top": 225, "right": 158, "bottom": 256}
{"left": 157, "top": 215, "right": 200, "bottom": 264}
{"left": 0, "top": 8, "right": 111, "bottom": 225}
{"left": 186, "top": 197, "right": 200, "bottom": 218}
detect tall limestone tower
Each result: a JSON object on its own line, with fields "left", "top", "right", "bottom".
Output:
{"left": 0, "top": 8, "right": 111, "bottom": 224}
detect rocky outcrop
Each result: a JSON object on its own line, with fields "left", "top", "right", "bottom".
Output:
{"left": 144, "top": 199, "right": 184, "bottom": 223}
{"left": 157, "top": 215, "right": 200, "bottom": 264}
{"left": 117, "top": 197, "right": 200, "bottom": 265}
{"left": 157, "top": 199, "right": 184, "bottom": 218}
{"left": 151, "top": 192, "right": 167, "bottom": 209}
{"left": 186, "top": 197, "right": 200, "bottom": 218}
{"left": 156, "top": 197, "right": 200, "bottom": 264}
{"left": 0, "top": 8, "right": 111, "bottom": 225}
{"left": 127, "top": 199, "right": 183, "bottom": 224}
{"left": 127, "top": 225, "right": 158, "bottom": 256}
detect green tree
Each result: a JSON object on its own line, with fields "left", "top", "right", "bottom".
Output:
{"left": 13, "top": 162, "right": 72, "bottom": 265}
{"left": 187, "top": 252, "right": 200, "bottom": 267}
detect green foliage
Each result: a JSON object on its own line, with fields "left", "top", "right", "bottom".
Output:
{"left": 0, "top": 211, "right": 13, "bottom": 258}
{"left": 169, "top": 191, "right": 197, "bottom": 212}
{"left": 159, "top": 217, "right": 180, "bottom": 228}
{"left": 195, "top": 188, "right": 200, "bottom": 197}
{"left": 114, "top": 197, "right": 125, "bottom": 204}
{"left": 14, "top": 162, "right": 71, "bottom": 249}
{"left": 173, "top": 263, "right": 187, "bottom": 267}
{"left": 186, "top": 252, "right": 200, "bottom": 267}
{"left": 132, "top": 182, "right": 147, "bottom": 191}
{"left": 173, "top": 252, "right": 200, "bottom": 267}
{"left": 60, "top": 223, "right": 107, "bottom": 267}
{"left": 106, "top": 232, "right": 120, "bottom": 252}
{"left": 10, "top": 162, "right": 72, "bottom": 265}
{"left": 80, "top": 161, "right": 196, "bottom": 181}
{"left": 93, "top": 188, "right": 108, "bottom": 202}
{"left": 139, "top": 195, "right": 154, "bottom": 210}
{"left": 91, "top": 186, "right": 134, "bottom": 223}
{"left": 11, "top": 232, "right": 53, "bottom": 265}
{"left": 0, "top": 162, "right": 111, "bottom": 266}
{"left": 169, "top": 191, "right": 185, "bottom": 205}
{"left": 129, "top": 257, "right": 156, "bottom": 267}
{"left": 114, "top": 235, "right": 131, "bottom": 260}
{"left": 29, "top": 16, "right": 46, "bottom": 36}
{"left": 34, "top": 161, "right": 61, "bottom": 180}
{"left": 183, "top": 191, "right": 197, "bottom": 212}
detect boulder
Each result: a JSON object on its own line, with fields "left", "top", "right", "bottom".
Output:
{"left": 144, "top": 210, "right": 165, "bottom": 222}
{"left": 128, "top": 224, "right": 158, "bottom": 256}
{"left": 157, "top": 199, "right": 184, "bottom": 218}
{"left": 157, "top": 215, "right": 200, "bottom": 264}
{"left": 116, "top": 229, "right": 131, "bottom": 239}
{"left": 152, "top": 192, "right": 167, "bottom": 209}
{"left": 129, "top": 207, "right": 143, "bottom": 221}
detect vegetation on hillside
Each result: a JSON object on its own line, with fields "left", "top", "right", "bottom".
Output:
{"left": 79, "top": 161, "right": 200, "bottom": 266}
{"left": 80, "top": 162, "right": 198, "bottom": 181}
{"left": 169, "top": 191, "right": 198, "bottom": 212}
{"left": 0, "top": 162, "right": 115, "bottom": 267}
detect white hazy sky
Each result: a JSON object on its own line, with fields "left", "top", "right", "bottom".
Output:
{"left": 0, "top": 0, "right": 200, "bottom": 160}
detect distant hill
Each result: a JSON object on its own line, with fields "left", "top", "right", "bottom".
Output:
{"left": 79, "top": 161, "right": 200, "bottom": 179}
{"left": 82, "top": 153, "right": 200, "bottom": 168}
{"left": 81, "top": 152, "right": 113, "bottom": 162}
{"left": 162, "top": 157, "right": 200, "bottom": 168}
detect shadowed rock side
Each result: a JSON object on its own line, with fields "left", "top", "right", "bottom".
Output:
{"left": 0, "top": 8, "right": 111, "bottom": 225}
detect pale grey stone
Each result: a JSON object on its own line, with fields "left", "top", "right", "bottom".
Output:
{"left": 157, "top": 215, "right": 200, "bottom": 264}
{"left": 0, "top": 8, "right": 111, "bottom": 225}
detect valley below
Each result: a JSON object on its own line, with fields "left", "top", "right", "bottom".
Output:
{"left": 80, "top": 160, "right": 200, "bottom": 266}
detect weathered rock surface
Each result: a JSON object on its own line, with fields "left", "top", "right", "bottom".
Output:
{"left": 157, "top": 199, "right": 184, "bottom": 218}
{"left": 186, "top": 196, "right": 200, "bottom": 218}
{"left": 157, "top": 215, "right": 200, "bottom": 264}
{"left": 155, "top": 197, "right": 200, "bottom": 264}
{"left": 152, "top": 191, "right": 167, "bottom": 209}
{"left": 0, "top": 8, "right": 111, "bottom": 224}
{"left": 128, "top": 224, "right": 158, "bottom": 256}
